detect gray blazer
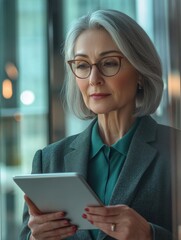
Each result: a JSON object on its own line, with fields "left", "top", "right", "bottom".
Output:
{"left": 19, "top": 116, "right": 178, "bottom": 240}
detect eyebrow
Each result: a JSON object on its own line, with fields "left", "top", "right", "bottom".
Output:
{"left": 100, "top": 50, "right": 122, "bottom": 56}
{"left": 74, "top": 50, "right": 122, "bottom": 58}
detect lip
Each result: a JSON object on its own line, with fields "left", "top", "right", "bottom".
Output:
{"left": 90, "top": 93, "right": 111, "bottom": 100}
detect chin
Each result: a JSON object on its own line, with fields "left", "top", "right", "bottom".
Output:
{"left": 89, "top": 104, "right": 120, "bottom": 115}
{"left": 91, "top": 108, "right": 113, "bottom": 115}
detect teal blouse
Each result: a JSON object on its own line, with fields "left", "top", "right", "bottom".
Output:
{"left": 87, "top": 118, "right": 140, "bottom": 239}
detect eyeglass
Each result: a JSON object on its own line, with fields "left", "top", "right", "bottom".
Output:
{"left": 67, "top": 56, "right": 124, "bottom": 79}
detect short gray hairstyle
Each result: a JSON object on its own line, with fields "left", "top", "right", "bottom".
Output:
{"left": 62, "top": 9, "right": 163, "bottom": 119}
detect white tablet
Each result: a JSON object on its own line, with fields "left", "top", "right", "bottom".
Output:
{"left": 13, "top": 172, "right": 103, "bottom": 229}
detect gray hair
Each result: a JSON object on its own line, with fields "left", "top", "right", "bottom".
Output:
{"left": 62, "top": 9, "right": 163, "bottom": 119}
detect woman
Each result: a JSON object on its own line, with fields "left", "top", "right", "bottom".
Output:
{"left": 20, "top": 9, "right": 177, "bottom": 240}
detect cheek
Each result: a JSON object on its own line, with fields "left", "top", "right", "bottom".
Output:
{"left": 76, "top": 79, "right": 88, "bottom": 98}
{"left": 76, "top": 79, "right": 85, "bottom": 92}
{"left": 76, "top": 80, "right": 90, "bottom": 109}
{"left": 112, "top": 71, "right": 138, "bottom": 92}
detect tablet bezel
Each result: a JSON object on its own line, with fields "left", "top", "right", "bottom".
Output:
{"left": 13, "top": 172, "right": 103, "bottom": 229}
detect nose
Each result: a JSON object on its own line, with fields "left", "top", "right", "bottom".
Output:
{"left": 89, "top": 65, "right": 104, "bottom": 86}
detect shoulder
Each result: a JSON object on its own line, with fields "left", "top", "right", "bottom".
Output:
{"left": 156, "top": 119, "right": 181, "bottom": 139}
{"left": 137, "top": 115, "right": 181, "bottom": 148}
{"left": 140, "top": 115, "right": 180, "bottom": 135}
{"left": 41, "top": 119, "right": 96, "bottom": 154}
{"left": 31, "top": 120, "right": 96, "bottom": 173}
{"left": 42, "top": 134, "right": 79, "bottom": 156}
{"left": 31, "top": 134, "right": 81, "bottom": 172}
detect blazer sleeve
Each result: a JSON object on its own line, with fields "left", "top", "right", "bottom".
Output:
{"left": 18, "top": 150, "right": 43, "bottom": 240}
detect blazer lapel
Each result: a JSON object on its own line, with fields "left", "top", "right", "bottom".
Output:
{"left": 97, "top": 116, "right": 158, "bottom": 240}
{"left": 110, "top": 137, "right": 157, "bottom": 206}
{"left": 63, "top": 120, "right": 96, "bottom": 240}
{"left": 110, "top": 116, "right": 157, "bottom": 205}
{"left": 64, "top": 120, "right": 95, "bottom": 178}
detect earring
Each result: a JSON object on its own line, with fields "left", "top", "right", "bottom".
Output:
{"left": 138, "top": 75, "right": 143, "bottom": 91}
{"left": 138, "top": 83, "right": 143, "bottom": 90}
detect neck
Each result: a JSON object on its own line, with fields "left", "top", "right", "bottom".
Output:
{"left": 97, "top": 111, "right": 136, "bottom": 146}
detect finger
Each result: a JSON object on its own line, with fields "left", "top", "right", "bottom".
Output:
{"left": 86, "top": 204, "right": 128, "bottom": 216}
{"left": 34, "top": 219, "right": 71, "bottom": 233}
{"left": 24, "top": 195, "right": 42, "bottom": 215}
{"left": 30, "top": 211, "right": 66, "bottom": 225}
{"left": 57, "top": 226, "right": 78, "bottom": 240}
{"left": 25, "top": 195, "right": 65, "bottom": 223}
{"left": 33, "top": 224, "right": 77, "bottom": 239}
{"left": 84, "top": 212, "right": 118, "bottom": 224}
{"left": 88, "top": 220, "right": 118, "bottom": 236}
{"left": 60, "top": 226, "right": 78, "bottom": 239}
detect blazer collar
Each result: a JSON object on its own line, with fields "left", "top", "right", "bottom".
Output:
{"left": 64, "top": 116, "right": 157, "bottom": 174}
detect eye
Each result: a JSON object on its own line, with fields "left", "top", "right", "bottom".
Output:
{"left": 75, "top": 61, "right": 90, "bottom": 70}
{"left": 101, "top": 58, "right": 119, "bottom": 68}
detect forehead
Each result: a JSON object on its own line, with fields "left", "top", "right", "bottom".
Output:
{"left": 74, "top": 28, "right": 120, "bottom": 57}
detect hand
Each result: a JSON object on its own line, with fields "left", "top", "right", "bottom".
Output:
{"left": 82, "top": 204, "right": 152, "bottom": 240}
{"left": 24, "top": 195, "right": 77, "bottom": 240}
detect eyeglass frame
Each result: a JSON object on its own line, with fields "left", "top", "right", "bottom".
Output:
{"left": 67, "top": 55, "right": 124, "bottom": 79}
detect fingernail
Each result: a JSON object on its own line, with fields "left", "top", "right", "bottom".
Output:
{"left": 84, "top": 208, "right": 89, "bottom": 212}
{"left": 64, "top": 220, "right": 69, "bottom": 225}
{"left": 72, "top": 226, "right": 77, "bottom": 232}
{"left": 60, "top": 212, "right": 65, "bottom": 217}
{"left": 82, "top": 213, "right": 87, "bottom": 219}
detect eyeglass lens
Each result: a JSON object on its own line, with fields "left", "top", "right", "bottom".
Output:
{"left": 70, "top": 56, "right": 121, "bottom": 78}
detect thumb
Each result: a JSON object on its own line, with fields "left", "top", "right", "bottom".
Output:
{"left": 24, "top": 195, "right": 42, "bottom": 216}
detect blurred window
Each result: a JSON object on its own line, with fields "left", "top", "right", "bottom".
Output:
{"left": 0, "top": 0, "right": 48, "bottom": 239}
